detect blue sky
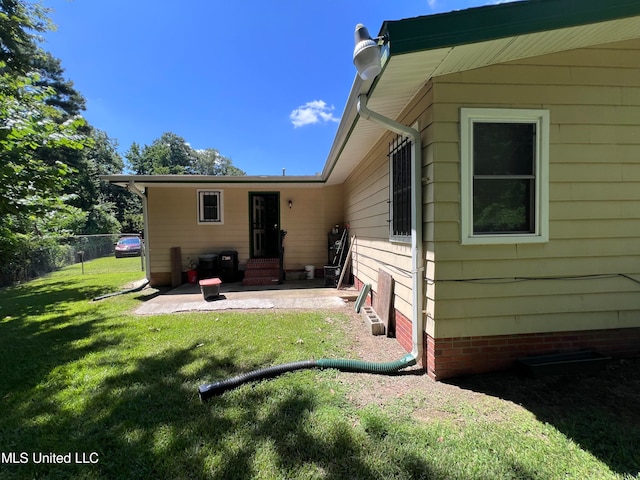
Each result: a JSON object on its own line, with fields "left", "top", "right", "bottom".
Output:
{"left": 42, "top": 0, "right": 514, "bottom": 176}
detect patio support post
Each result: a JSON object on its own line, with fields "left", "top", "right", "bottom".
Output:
{"left": 127, "top": 180, "right": 150, "bottom": 281}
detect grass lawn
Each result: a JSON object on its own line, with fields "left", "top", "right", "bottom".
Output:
{"left": 0, "top": 257, "right": 639, "bottom": 479}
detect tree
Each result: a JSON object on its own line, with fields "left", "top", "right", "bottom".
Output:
{"left": 0, "top": 0, "right": 51, "bottom": 74}
{"left": 66, "top": 129, "right": 123, "bottom": 211}
{"left": 127, "top": 132, "right": 194, "bottom": 175}
{"left": 125, "top": 132, "right": 246, "bottom": 176}
{"left": 0, "top": 1, "right": 95, "bottom": 285}
{"left": 31, "top": 50, "right": 86, "bottom": 116}
{"left": 89, "top": 130, "right": 143, "bottom": 234}
{"left": 20, "top": 128, "right": 134, "bottom": 236}
{"left": 125, "top": 141, "right": 146, "bottom": 174}
{"left": 0, "top": 68, "right": 88, "bottom": 217}
{"left": 77, "top": 129, "right": 135, "bottom": 234}
{"left": 0, "top": 0, "right": 92, "bottom": 219}
{"left": 191, "top": 148, "right": 246, "bottom": 176}
{"left": 0, "top": 67, "right": 89, "bottom": 286}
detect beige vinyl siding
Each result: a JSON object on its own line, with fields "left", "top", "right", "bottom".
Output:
{"left": 280, "top": 185, "right": 344, "bottom": 271}
{"left": 344, "top": 134, "right": 414, "bottom": 317}
{"left": 344, "top": 82, "right": 435, "bottom": 323}
{"left": 147, "top": 184, "right": 343, "bottom": 283}
{"left": 147, "top": 187, "right": 249, "bottom": 278}
{"left": 430, "top": 38, "right": 640, "bottom": 338}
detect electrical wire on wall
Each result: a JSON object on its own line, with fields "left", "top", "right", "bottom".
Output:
{"left": 426, "top": 273, "right": 640, "bottom": 286}
{"left": 346, "top": 245, "right": 640, "bottom": 288}
{"left": 350, "top": 240, "right": 640, "bottom": 289}
{"left": 351, "top": 250, "right": 413, "bottom": 278}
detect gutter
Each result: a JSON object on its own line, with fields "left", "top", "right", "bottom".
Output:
{"left": 100, "top": 174, "right": 325, "bottom": 187}
{"left": 357, "top": 94, "right": 425, "bottom": 364}
{"left": 127, "top": 180, "right": 151, "bottom": 281}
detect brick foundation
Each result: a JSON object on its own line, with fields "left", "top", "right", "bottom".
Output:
{"left": 150, "top": 272, "right": 171, "bottom": 287}
{"left": 353, "top": 277, "right": 640, "bottom": 381}
{"left": 394, "top": 310, "right": 413, "bottom": 355}
{"left": 427, "top": 328, "right": 640, "bottom": 381}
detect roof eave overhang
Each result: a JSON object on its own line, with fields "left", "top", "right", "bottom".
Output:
{"left": 322, "top": 0, "right": 640, "bottom": 185}
{"left": 102, "top": 1, "right": 640, "bottom": 189}
{"left": 100, "top": 174, "right": 326, "bottom": 190}
{"left": 381, "top": 0, "right": 640, "bottom": 55}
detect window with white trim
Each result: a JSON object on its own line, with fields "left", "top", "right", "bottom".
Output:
{"left": 460, "top": 108, "right": 549, "bottom": 245}
{"left": 389, "top": 135, "right": 412, "bottom": 242}
{"left": 197, "top": 190, "right": 224, "bottom": 224}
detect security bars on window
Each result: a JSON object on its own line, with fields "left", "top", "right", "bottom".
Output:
{"left": 389, "top": 135, "right": 412, "bottom": 239}
{"left": 198, "top": 191, "right": 221, "bottom": 223}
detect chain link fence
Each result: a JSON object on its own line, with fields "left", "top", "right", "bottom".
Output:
{"left": 0, "top": 234, "right": 144, "bottom": 287}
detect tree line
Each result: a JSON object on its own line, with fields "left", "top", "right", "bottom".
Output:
{"left": 0, "top": 0, "right": 245, "bottom": 285}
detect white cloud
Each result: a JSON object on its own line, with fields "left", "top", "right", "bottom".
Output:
{"left": 290, "top": 100, "right": 340, "bottom": 128}
{"left": 427, "top": 0, "right": 437, "bottom": 8}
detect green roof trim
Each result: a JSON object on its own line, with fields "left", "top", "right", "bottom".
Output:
{"left": 381, "top": 0, "right": 640, "bottom": 56}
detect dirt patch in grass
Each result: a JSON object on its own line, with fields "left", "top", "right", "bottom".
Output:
{"left": 331, "top": 304, "right": 640, "bottom": 432}
{"left": 327, "top": 306, "right": 499, "bottom": 420}
{"left": 332, "top": 304, "right": 640, "bottom": 475}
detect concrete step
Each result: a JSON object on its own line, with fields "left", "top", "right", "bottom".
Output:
{"left": 243, "top": 268, "right": 280, "bottom": 278}
{"left": 243, "top": 258, "right": 280, "bottom": 285}
{"left": 242, "top": 276, "right": 281, "bottom": 286}
{"left": 246, "top": 258, "right": 279, "bottom": 269}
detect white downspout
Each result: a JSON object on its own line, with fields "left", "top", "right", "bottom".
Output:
{"left": 357, "top": 94, "right": 425, "bottom": 364}
{"left": 127, "top": 181, "right": 150, "bottom": 281}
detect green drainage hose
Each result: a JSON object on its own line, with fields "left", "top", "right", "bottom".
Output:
{"left": 198, "top": 353, "right": 416, "bottom": 401}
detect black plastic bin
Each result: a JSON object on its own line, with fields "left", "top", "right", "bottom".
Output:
{"left": 198, "top": 254, "right": 219, "bottom": 279}
{"left": 219, "top": 250, "right": 238, "bottom": 282}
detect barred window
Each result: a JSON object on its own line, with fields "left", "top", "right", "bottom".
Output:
{"left": 197, "top": 190, "right": 224, "bottom": 224}
{"left": 390, "top": 135, "right": 412, "bottom": 241}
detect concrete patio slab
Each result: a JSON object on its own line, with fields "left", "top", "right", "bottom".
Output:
{"left": 135, "top": 279, "right": 358, "bottom": 315}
